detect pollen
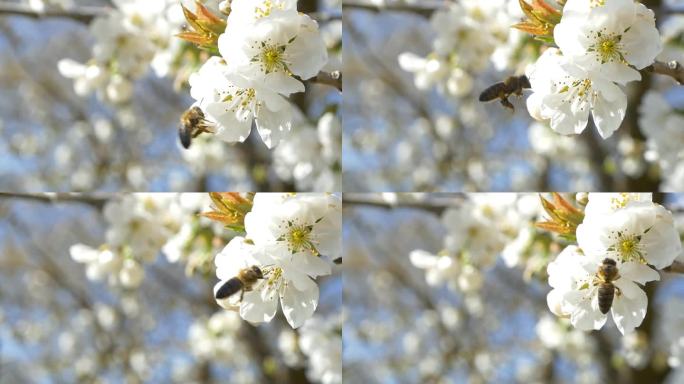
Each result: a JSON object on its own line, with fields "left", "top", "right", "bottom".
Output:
{"left": 267, "top": 267, "right": 283, "bottom": 286}
{"left": 610, "top": 193, "right": 632, "bottom": 210}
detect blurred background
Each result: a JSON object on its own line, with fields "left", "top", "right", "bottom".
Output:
{"left": 0, "top": 0, "right": 341, "bottom": 192}
{"left": 343, "top": 193, "right": 684, "bottom": 383}
{"left": 0, "top": 193, "right": 341, "bottom": 383}
{"left": 342, "top": 0, "right": 684, "bottom": 192}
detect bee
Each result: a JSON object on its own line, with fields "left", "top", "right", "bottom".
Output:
{"left": 478, "top": 75, "right": 531, "bottom": 111}
{"left": 178, "top": 106, "right": 214, "bottom": 149}
{"left": 215, "top": 265, "right": 264, "bottom": 302}
{"left": 596, "top": 258, "right": 621, "bottom": 314}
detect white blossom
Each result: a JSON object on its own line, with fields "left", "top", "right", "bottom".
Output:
{"left": 189, "top": 56, "right": 293, "bottom": 148}
{"left": 546, "top": 245, "right": 659, "bottom": 335}
{"left": 298, "top": 315, "right": 342, "bottom": 384}
{"left": 214, "top": 194, "right": 340, "bottom": 328}
{"left": 219, "top": 2, "right": 327, "bottom": 96}
{"left": 577, "top": 201, "right": 681, "bottom": 269}
{"left": 526, "top": 48, "right": 627, "bottom": 139}
{"left": 555, "top": 0, "right": 662, "bottom": 85}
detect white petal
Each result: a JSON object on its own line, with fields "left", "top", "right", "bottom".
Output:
{"left": 263, "top": 72, "right": 305, "bottom": 96}
{"left": 410, "top": 250, "right": 440, "bottom": 269}
{"left": 641, "top": 213, "right": 681, "bottom": 269}
{"left": 255, "top": 105, "right": 292, "bottom": 148}
{"left": 69, "top": 244, "right": 98, "bottom": 263}
{"left": 619, "top": 262, "right": 660, "bottom": 284}
{"left": 205, "top": 102, "right": 253, "bottom": 144}
{"left": 280, "top": 278, "right": 319, "bottom": 328}
{"left": 612, "top": 279, "right": 648, "bottom": 335}
{"left": 288, "top": 253, "right": 332, "bottom": 277}
{"left": 240, "top": 287, "right": 279, "bottom": 324}
{"left": 569, "top": 291, "right": 608, "bottom": 331}
{"left": 591, "top": 81, "right": 627, "bottom": 139}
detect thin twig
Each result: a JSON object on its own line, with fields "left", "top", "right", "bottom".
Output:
{"left": 647, "top": 60, "right": 684, "bottom": 84}
{"left": 308, "top": 71, "right": 342, "bottom": 91}
{"left": 0, "top": 1, "right": 109, "bottom": 23}
{"left": 0, "top": 192, "right": 109, "bottom": 209}
{"left": 343, "top": 193, "right": 463, "bottom": 215}
{"left": 342, "top": 0, "right": 444, "bottom": 17}
{"left": 309, "top": 11, "right": 342, "bottom": 22}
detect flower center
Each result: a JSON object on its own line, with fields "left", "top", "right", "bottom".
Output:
{"left": 262, "top": 46, "right": 284, "bottom": 73}
{"left": 557, "top": 77, "right": 595, "bottom": 111}
{"left": 221, "top": 87, "right": 257, "bottom": 113}
{"left": 620, "top": 239, "right": 636, "bottom": 254}
{"left": 279, "top": 220, "right": 321, "bottom": 256}
{"left": 589, "top": 32, "right": 625, "bottom": 64}
{"left": 607, "top": 232, "right": 645, "bottom": 263}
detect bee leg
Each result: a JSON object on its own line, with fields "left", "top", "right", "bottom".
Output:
{"left": 240, "top": 289, "right": 244, "bottom": 302}
{"left": 500, "top": 98, "right": 514, "bottom": 111}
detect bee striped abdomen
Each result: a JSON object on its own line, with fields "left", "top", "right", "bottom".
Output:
{"left": 179, "top": 126, "right": 192, "bottom": 149}
{"left": 598, "top": 282, "right": 615, "bottom": 314}
{"left": 215, "top": 278, "right": 244, "bottom": 300}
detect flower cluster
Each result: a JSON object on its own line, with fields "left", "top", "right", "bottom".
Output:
{"left": 658, "top": 299, "right": 684, "bottom": 369}
{"left": 213, "top": 193, "right": 341, "bottom": 328}
{"left": 638, "top": 91, "right": 684, "bottom": 189}
{"left": 398, "top": 0, "right": 523, "bottom": 97}
{"left": 70, "top": 193, "right": 215, "bottom": 287}
{"left": 297, "top": 315, "right": 342, "bottom": 384}
{"left": 59, "top": 0, "right": 214, "bottom": 104}
{"left": 274, "top": 112, "right": 342, "bottom": 191}
{"left": 526, "top": 0, "right": 662, "bottom": 139}
{"left": 410, "top": 194, "right": 542, "bottom": 293}
{"left": 279, "top": 314, "right": 342, "bottom": 384}
{"left": 545, "top": 193, "right": 682, "bottom": 334}
{"left": 187, "top": 0, "right": 329, "bottom": 148}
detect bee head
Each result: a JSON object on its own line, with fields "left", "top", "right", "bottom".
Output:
{"left": 602, "top": 258, "right": 617, "bottom": 266}
{"left": 250, "top": 265, "right": 264, "bottom": 279}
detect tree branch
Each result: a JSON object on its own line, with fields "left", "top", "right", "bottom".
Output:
{"left": 664, "top": 260, "right": 684, "bottom": 274}
{"left": 342, "top": 0, "right": 444, "bottom": 17}
{"left": 0, "top": 1, "right": 109, "bottom": 23}
{"left": 0, "top": 192, "right": 109, "bottom": 209}
{"left": 343, "top": 193, "right": 463, "bottom": 215}
{"left": 0, "top": 1, "right": 339, "bottom": 24}
{"left": 646, "top": 60, "right": 684, "bottom": 85}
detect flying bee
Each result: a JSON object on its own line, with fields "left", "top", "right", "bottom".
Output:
{"left": 478, "top": 75, "right": 531, "bottom": 111}
{"left": 179, "top": 106, "right": 214, "bottom": 149}
{"left": 596, "top": 258, "right": 621, "bottom": 314}
{"left": 215, "top": 265, "right": 264, "bottom": 302}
